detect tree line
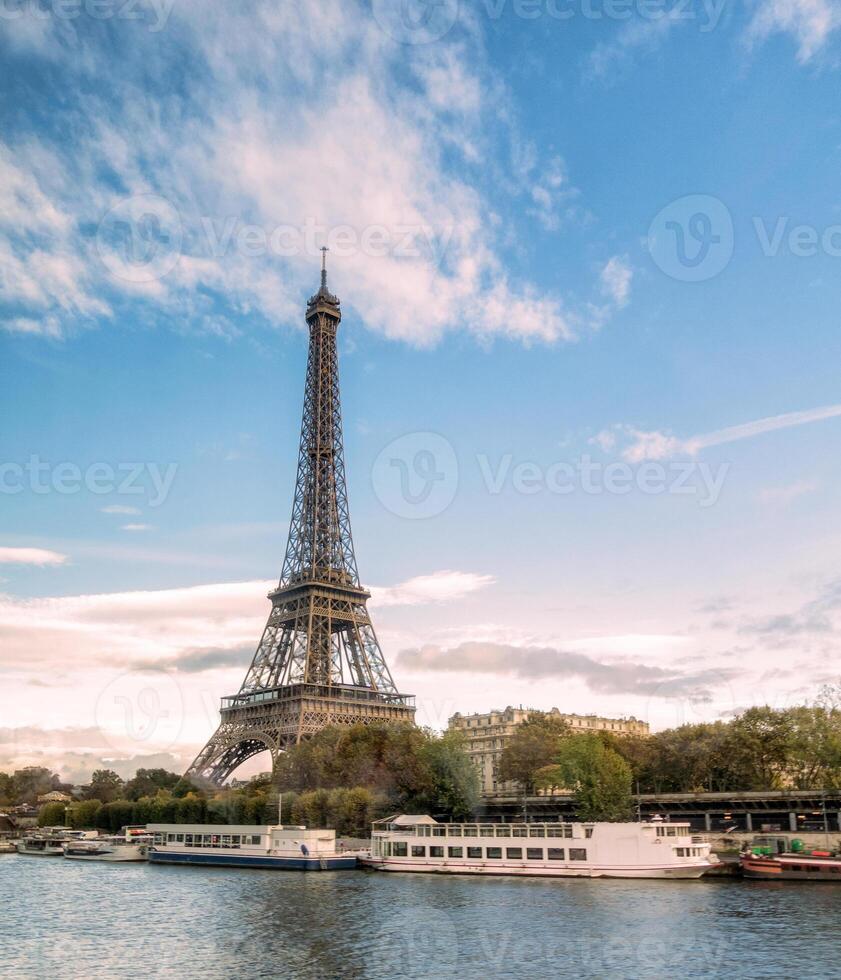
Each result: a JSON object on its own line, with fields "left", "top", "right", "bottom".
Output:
{"left": 497, "top": 686, "right": 841, "bottom": 819}
{"left": 22, "top": 724, "right": 480, "bottom": 838}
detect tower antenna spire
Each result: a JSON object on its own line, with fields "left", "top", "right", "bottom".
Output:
{"left": 320, "top": 246, "right": 328, "bottom": 289}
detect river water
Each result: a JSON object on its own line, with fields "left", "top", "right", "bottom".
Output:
{"left": 0, "top": 856, "right": 837, "bottom": 979}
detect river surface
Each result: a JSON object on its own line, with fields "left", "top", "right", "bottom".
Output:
{"left": 1, "top": 856, "right": 838, "bottom": 979}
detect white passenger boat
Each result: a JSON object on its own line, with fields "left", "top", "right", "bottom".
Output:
{"left": 146, "top": 823, "right": 358, "bottom": 871}
{"left": 364, "top": 814, "right": 719, "bottom": 879}
{"left": 16, "top": 835, "right": 68, "bottom": 857}
{"left": 0, "top": 840, "right": 18, "bottom": 854}
{"left": 63, "top": 831, "right": 151, "bottom": 863}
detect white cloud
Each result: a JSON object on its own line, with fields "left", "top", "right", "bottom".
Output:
{"left": 606, "top": 402, "right": 841, "bottom": 462}
{"left": 600, "top": 255, "right": 633, "bottom": 308}
{"left": 121, "top": 523, "right": 153, "bottom": 532}
{"left": 0, "top": 547, "right": 67, "bottom": 566}
{"left": 101, "top": 505, "right": 142, "bottom": 515}
{"left": 371, "top": 570, "right": 495, "bottom": 607}
{"left": 748, "top": 0, "right": 841, "bottom": 63}
{"left": 0, "top": 2, "right": 618, "bottom": 348}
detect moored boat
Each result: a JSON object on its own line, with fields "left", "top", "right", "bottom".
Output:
{"left": 146, "top": 822, "right": 358, "bottom": 871}
{"left": 0, "top": 840, "right": 18, "bottom": 854}
{"left": 363, "top": 814, "right": 720, "bottom": 879}
{"left": 63, "top": 831, "right": 152, "bottom": 863}
{"left": 16, "top": 835, "right": 68, "bottom": 857}
{"left": 740, "top": 835, "right": 841, "bottom": 881}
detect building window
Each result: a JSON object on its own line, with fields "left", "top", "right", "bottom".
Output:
{"left": 448, "top": 847, "right": 463, "bottom": 858}
{"left": 569, "top": 848, "right": 587, "bottom": 861}
{"left": 506, "top": 848, "right": 523, "bottom": 859}
{"left": 527, "top": 848, "right": 544, "bottom": 860}
{"left": 486, "top": 847, "right": 502, "bottom": 859}
{"left": 411, "top": 846, "right": 426, "bottom": 857}
{"left": 430, "top": 846, "right": 444, "bottom": 858}
{"left": 547, "top": 848, "right": 565, "bottom": 861}
{"left": 467, "top": 847, "right": 482, "bottom": 859}
{"left": 393, "top": 842, "right": 408, "bottom": 857}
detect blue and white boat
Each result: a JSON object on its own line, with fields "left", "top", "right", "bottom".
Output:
{"left": 146, "top": 823, "right": 358, "bottom": 871}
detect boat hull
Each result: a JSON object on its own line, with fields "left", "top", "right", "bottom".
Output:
{"left": 16, "top": 847, "right": 64, "bottom": 857}
{"left": 148, "top": 849, "right": 357, "bottom": 871}
{"left": 63, "top": 848, "right": 147, "bottom": 863}
{"left": 363, "top": 859, "right": 715, "bottom": 880}
{"left": 741, "top": 857, "right": 841, "bottom": 882}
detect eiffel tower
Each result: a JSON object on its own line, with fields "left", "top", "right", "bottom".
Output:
{"left": 186, "top": 252, "right": 415, "bottom": 786}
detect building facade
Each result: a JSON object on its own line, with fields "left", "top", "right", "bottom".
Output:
{"left": 449, "top": 706, "right": 650, "bottom": 796}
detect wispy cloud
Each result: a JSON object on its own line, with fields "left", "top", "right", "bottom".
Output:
{"left": 0, "top": 2, "right": 623, "bottom": 348}
{"left": 121, "top": 523, "right": 153, "bottom": 532}
{"left": 397, "top": 640, "right": 733, "bottom": 701}
{"left": 371, "top": 570, "right": 495, "bottom": 608}
{"left": 101, "top": 505, "right": 142, "bottom": 515}
{"left": 594, "top": 402, "right": 841, "bottom": 462}
{"left": 0, "top": 547, "right": 67, "bottom": 566}
{"left": 747, "top": 0, "right": 841, "bottom": 63}
{"left": 600, "top": 255, "right": 633, "bottom": 308}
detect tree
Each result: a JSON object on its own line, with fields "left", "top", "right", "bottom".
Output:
{"left": 555, "top": 734, "right": 633, "bottom": 822}
{"left": 84, "top": 770, "right": 125, "bottom": 804}
{"left": 11, "top": 767, "right": 64, "bottom": 804}
{"left": 123, "top": 769, "right": 181, "bottom": 801}
{"left": 724, "top": 707, "right": 794, "bottom": 790}
{"left": 497, "top": 713, "right": 571, "bottom": 794}
{"left": 67, "top": 799, "right": 102, "bottom": 829}
{"left": 38, "top": 801, "right": 68, "bottom": 827}
{"left": 413, "top": 731, "right": 480, "bottom": 819}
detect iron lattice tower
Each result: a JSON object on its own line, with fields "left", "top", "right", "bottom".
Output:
{"left": 187, "top": 253, "right": 415, "bottom": 786}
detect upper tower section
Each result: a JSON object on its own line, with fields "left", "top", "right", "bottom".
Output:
{"left": 306, "top": 246, "right": 341, "bottom": 325}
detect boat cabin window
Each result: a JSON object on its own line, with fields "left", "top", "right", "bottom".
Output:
{"left": 506, "top": 847, "right": 523, "bottom": 859}
{"left": 527, "top": 848, "right": 543, "bottom": 860}
{"left": 448, "top": 847, "right": 463, "bottom": 858}
{"left": 432, "top": 827, "right": 446, "bottom": 837}
{"left": 448, "top": 826, "right": 462, "bottom": 837}
{"left": 393, "top": 842, "right": 408, "bottom": 857}
{"left": 430, "top": 846, "right": 444, "bottom": 858}
{"left": 547, "top": 848, "right": 565, "bottom": 861}
{"left": 411, "top": 846, "right": 425, "bottom": 857}
{"left": 511, "top": 826, "right": 527, "bottom": 838}
{"left": 584, "top": 828, "right": 594, "bottom": 839}
{"left": 569, "top": 848, "right": 587, "bottom": 861}
{"left": 418, "top": 825, "right": 431, "bottom": 837}
{"left": 467, "top": 846, "right": 482, "bottom": 858}
{"left": 529, "top": 827, "right": 546, "bottom": 838}
{"left": 495, "top": 826, "right": 510, "bottom": 838}
{"left": 480, "top": 826, "right": 495, "bottom": 836}
{"left": 462, "top": 826, "right": 478, "bottom": 837}
{"left": 486, "top": 847, "right": 502, "bottom": 859}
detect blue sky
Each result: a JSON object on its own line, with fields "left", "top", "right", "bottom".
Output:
{"left": 2, "top": 0, "right": 841, "bottom": 781}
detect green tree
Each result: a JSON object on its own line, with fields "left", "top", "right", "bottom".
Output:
{"left": 123, "top": 769, "right": 181, "bottom": 801}
{"left": 67, "top": 799, "right": 102, "bottom": 829}
{"left": 497, "top": 713, "right": 571, "bottom": 794}
{"left": 413, "top": 730, "right": 480, "bottom": 819}
{"left": 555, "top": 734, "right": 633, "bottom": 822}
{"left": 724, "top": 707, "right": 794, "bottom": 790}
{"left": 84, "top": 770, "right": 125, "bottom": 804}
{"left": 37, "top": 801, "right": 68, "bottom": 828}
